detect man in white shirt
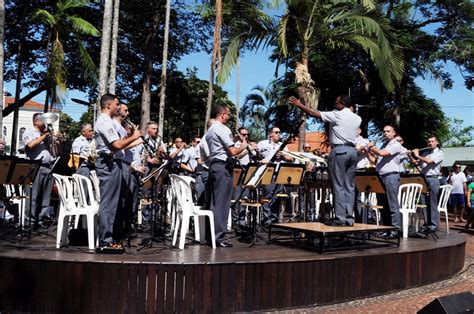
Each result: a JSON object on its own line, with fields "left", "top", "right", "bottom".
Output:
{"left": 448, "top": 163, "right": 467, "bottom": 223}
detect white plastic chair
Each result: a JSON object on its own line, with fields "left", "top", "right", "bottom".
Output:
{"left": 360, "top": 192, "right": 381, "bottom": 225}
{"left": 89, "top": 170, "right": 101, "bottom": 203}
{"left": 399, "top": 183, "right": 423, "bottom": 238}
{"left": 53, "top": 174, "right": 99, "bottom": 250}
{"left": 4, "top": 184, "right": 27, "bottom": 226}
{"left": 170, "top": 174, "right": 216, "bottom": 249}
{"left": 438, "top": 184, "right": 453, "bottom": 233}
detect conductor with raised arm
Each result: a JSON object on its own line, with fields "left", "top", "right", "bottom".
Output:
{"left": 289, "top": 95, "right": 361, "bottom": 226}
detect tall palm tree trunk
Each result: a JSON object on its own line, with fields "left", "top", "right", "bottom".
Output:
{"left": 11, "top": 1, "right": 29, "bottom": 155}
{"left": 205, "top": 0, "right": 222, "bottom": 131}
{"left": 98, "top": 0, "right": 113, "bottom": 103}
{"left": 157, "top": 0, "right": 171, "bottom": 139}
{"left": 108, "top": 0, "right": 120, "bottom": 94}
{"left": 140, "top": 9, "right": 160, "bottom": 132}
{"left": 0, "top": 0, "right": 4, "bottom": 147}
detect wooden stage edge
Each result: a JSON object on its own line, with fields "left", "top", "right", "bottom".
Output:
{"left": 0, "top": 225, "right": 467, "bottom": 313}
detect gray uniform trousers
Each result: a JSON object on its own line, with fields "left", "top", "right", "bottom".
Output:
{"left": 130, "top": 172, "right": 140, "bottom": 224}
{"left": 195, "top": 169, "right": 209, "bottom": 207}
{"left": 120, "top": 162, "right": 134, "bottom": 237}
{"left": 208, "top": 161, "right": 233, "bottom": 242}
{"left": 424, "top": 177, "right": 440, "bottom": 228}
{"left": 379, "top": 173, "right": 401, "bottom": 229}
{"left": 96, "top": 156, "right": 122, "bottom": 245}
{"left": 27, "top": 165, "right": 53, "bottom": 226}
{"left": 327, "top": 146, "right": 358, "bottom": 225}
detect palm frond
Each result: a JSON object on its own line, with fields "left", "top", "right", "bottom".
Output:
{"left": 216, "top": 34, "right": 245, "bottom": 85}
{"left": 76, "top": 37, "right": 98, "bottom": 83}
{"left": 32, "top": 9, "right": 56, "bottom": 27}
{"left": 278, "top": 14, "right": 290, "bottom": 57}
{"left": 68, "top": 16, "right": 100, "bottom": 36}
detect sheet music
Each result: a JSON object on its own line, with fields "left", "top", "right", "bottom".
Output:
{"left": 246, "top": 164, "right": 268, "bottom": 187}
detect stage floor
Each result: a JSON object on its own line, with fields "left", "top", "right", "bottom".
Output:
{"left": 0, "top": 223, "right": 467, "bottom": 312}
{"left": 0, "top": 223, "right": 463, "bottom": 263}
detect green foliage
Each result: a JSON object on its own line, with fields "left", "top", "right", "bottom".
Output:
{"left": 127, "top": 68, "right": 234, "bottom": 144}
{"left": 441, "top": 118, "right": 474, "bottom": 147}
{"left": 59, "top": 112, "right": 80, "bottom": 140}
{"left": 31, "top": 0, "right": 100, "bottom": 108}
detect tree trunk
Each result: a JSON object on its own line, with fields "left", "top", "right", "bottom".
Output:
{"left": 205, "top": 0, "right": 222, "bottom": 131}
{"left": 157, "top": 0, "right": 171, "bottom": 139}
{"left": 140, "top": 9, "right": 160, "bottom": 132}
{"left": 11, "top": 1, "right": 29, "bottom": 155}
{"left": 108, "top": 0, "right": 120, "bottom": 94}
{"left": 97, "top": 0, "right": 113, "bottom": 106}
{"left": 0, "top": 0, "right": 4, "bottom": 143}
{"left": 235, "top": 54, "right": 240, "bottom": 130}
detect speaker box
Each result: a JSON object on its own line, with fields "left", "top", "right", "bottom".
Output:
{"left": 418, "top": 292, "right": 474, "bottom": 314}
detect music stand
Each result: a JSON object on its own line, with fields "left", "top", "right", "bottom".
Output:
{"left": 274, "top": 164, "right": 305, "bottom": 185}
{"left": 355, "top": 173, "right": 385, "bottom": 224}
{"left": 234, "top": 163, "right": 276, "bottom": 247}
{"left": 8, "top": 158, "right": 41, "bottom": 233}
{"left": 400, "top": 174, "right": 428, "bottom": 193}
{"left": 233, "top": 165, "right": 244, "bottom": 188}
{"left": 273, "top": 164, "right": 305, "bottom": 222}
{"left": 0, "top": 157, "right": 13, "bottom": 185}
{"left": 138, "top": 161, "right": 171, "bottom": 250}
{"left": 9, "top": 158, "right": 40, "bottom": 186}
{"left": 243, "top": 163, "right": 276, "bottom": 188}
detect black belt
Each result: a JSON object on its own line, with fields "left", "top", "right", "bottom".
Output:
{"left": 332, "top": 143, "right": 355, "bottom": 148}
{"left": 425, "top": 175, "right": 438, "bottom": 178}
{"left": 210, "top": 160, "right": 226, "bottom": 164}
{"left": 121, "top": 160, "right": 132, "bottom": 166}
{"left": 98, "top": 152, "right": 112, "bottom": 158}
{"left": 380, "top": 172, "right": 398, "bottom": 178}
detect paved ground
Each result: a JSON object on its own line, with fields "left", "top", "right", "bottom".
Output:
{"left": 281, "top": 222, "right": 474, "bottom": 313}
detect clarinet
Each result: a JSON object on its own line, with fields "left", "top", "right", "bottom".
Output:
{"left": 122, "top": 116, "right": 156, "bottom": 157}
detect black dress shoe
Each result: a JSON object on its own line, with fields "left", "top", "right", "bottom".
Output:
{"left": 324, "top": 220, "right": 346, "bottom": 227}
{"left": 216, "top": 241, "right": 233, "bottom": 248}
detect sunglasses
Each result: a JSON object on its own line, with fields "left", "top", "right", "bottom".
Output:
{"left": 273, "top": 131, "right": 280, "bottom": 134}
{"left": 240, "top": 133, "right": 249, "bottom": 136}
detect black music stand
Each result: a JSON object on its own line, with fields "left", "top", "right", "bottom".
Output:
{"left": 233, "top": 165, "right": 244, "bottom": 188}
{"left": 274, "top": 164, "right": 305, "bottom": 222}
{"left": 8, "top": 158, "right": 41, "bottom": 233}
{"left": 355, "top": 173, "right": 385, "bottom": 224}
{"left": 235, "top": 163, "right": 276, "bottom": 247}
{"left": 138, "top": 161, "right": 171, "bottom": 250}
{"left": 400, "top": 174, "right": 428, "bottom": 193}
{"left": 0, "top": 157, "right": 14, "bottom": 223}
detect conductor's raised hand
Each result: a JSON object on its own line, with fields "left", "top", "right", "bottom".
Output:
{"left": 288, "top": 96, "right": 302, "bottom": 107}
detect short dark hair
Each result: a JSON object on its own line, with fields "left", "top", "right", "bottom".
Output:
{"left": 146, "top": 121, "right": 157, "bottom": 130}
{"left": 100, "top": 93, "right": 118, "bottom": 109}
{"left": 337, "top": 95, "right": 351, "bottom": 107}
{"left": 211, "top": 105, "right": 228, "bottom": 118}
{"left": 32, "top": 113, "right": 41, "bottom": 122}
{"left": 80, "top": 123, "right": 92, "bottom": 133}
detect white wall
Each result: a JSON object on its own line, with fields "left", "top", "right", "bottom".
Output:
{"left": 3, "top": 109, "right": 60, "bottom": 155}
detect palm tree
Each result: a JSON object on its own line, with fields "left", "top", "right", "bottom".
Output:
{"left": 157, "top": 0, "right": 171, "bottom": 138}
{"left": 108, "top": 0, "right": 120, "bottom": 94}
{"left": 0, "top": 0, "right": 5, "bottom": 143}
{"left": 33, "top": 0, "right": 100, "bottom": 112}
{"left": 98, "top": 0, "right": 113, "bottom": 99}
{"left": 204, "top": 0, "right": 222, "bottom": 131}
{"left": 218, "top": 0, "right": 404, "bottom": 149}
{"left": 240, "top": 84, "right": 278, "bottom": 140}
